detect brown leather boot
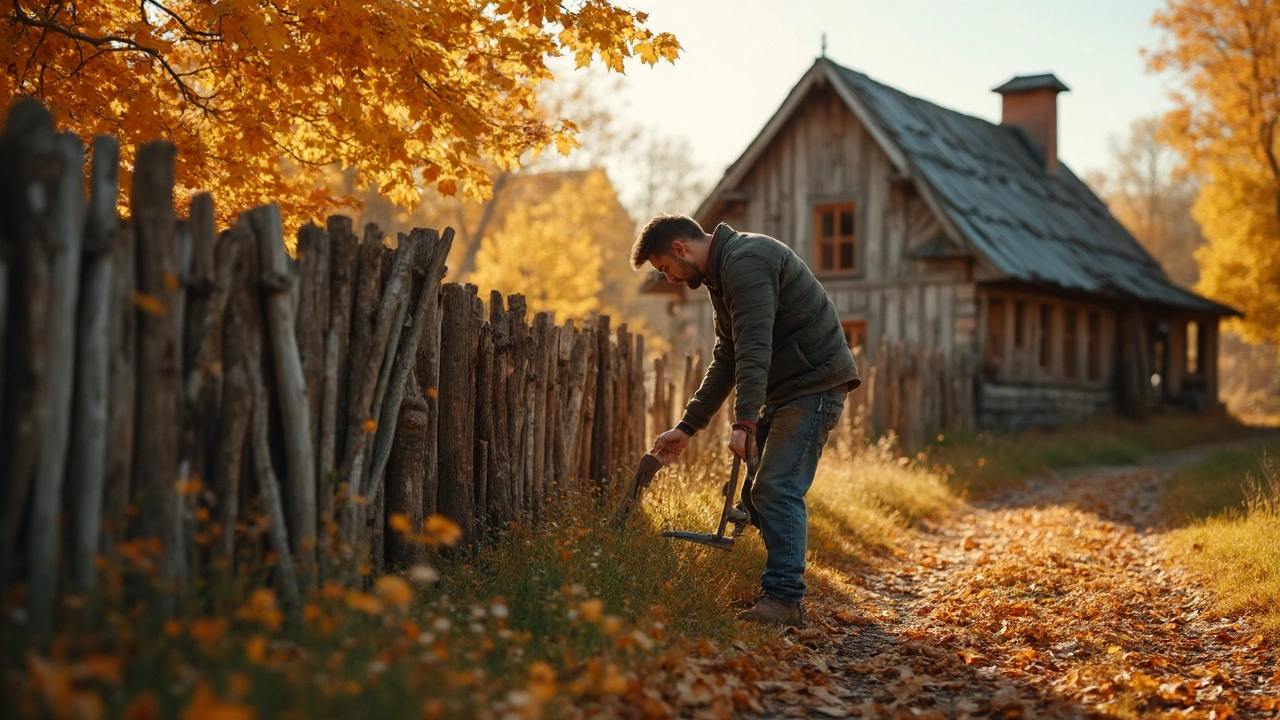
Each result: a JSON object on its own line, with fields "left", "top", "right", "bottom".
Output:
{"left": 737, "top": 594, "right": 804, "bottom": 627}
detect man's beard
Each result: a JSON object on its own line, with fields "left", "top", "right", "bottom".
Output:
{"left": 674, "top": 256, "right": 704, "bottom": 289}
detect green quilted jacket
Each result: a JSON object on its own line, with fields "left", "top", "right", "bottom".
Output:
{"left": 680, "top": 223, "right": 861, "bottom": 431}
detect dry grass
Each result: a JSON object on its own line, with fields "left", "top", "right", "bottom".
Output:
{"left": 0, "top": 438, "right": 954, "bottom": 719}
{"left": 1165, "top": 448, "right": 1280, "bottom": 638}
{"left": 807, "top": 436, "right": 955, "bottom": 567}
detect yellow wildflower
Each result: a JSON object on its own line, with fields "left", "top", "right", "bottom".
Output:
{"left": 374, "top": 575, "right": 414, "bottom": 609}
{"left": 245, "top": 635, "right": 268, "bottom": 664}
{"left": 190, "top": 617, "right": 228, "bottom": 648}
{"left": 387, "top": 514, "right": 412, "bottom": 534}
{"left": 527, "top": 661, "right": 558, "bottom": 702}
{"left": 424, "top": 515, "right": 462, "bottom": 547}
{"left": 345, "top": 591, "right": 383, "bottom": 616}
{"left": 183, "top": 682, "right": 255, "bottom": 720}
{"left": 237, "top": 589, "right": 284, "bottom": 631}
{"left": 579, "top": 599, "right": 604, "bottom": 623}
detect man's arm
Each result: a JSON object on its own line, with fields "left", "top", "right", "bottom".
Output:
{"left": 723, "top": 253, "right": 779, "bottom": 428}
{"left": 678, "top": 307, "right": 735, "bottom": 433}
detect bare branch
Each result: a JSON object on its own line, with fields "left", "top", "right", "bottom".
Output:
{"left": 143, "top": 0, "right": 220, "bottom": 39}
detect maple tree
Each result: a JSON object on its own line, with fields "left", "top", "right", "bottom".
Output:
{"left": 1148, "top": 0, "right": 1280, "bottom": 345}
{"left": 0, "top": 0, "right": 679, "bottom": 224}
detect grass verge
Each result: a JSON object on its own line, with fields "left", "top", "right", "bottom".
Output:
{"left": 1162, "top": 444, "right": 1280, "bottom": 638}
{"left": 928, "top": 410, "right": 1250, "bottom": 497}
{"left": 1, "top": 441, "right": 953, "bottom": 719}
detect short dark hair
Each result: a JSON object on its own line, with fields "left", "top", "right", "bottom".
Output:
{"left": 630, "top": 214, "right": 705, "bottom": 269}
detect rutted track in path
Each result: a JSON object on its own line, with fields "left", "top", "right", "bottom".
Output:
{"left": 745, "top": 450, "right": 1280, "bottom": 719}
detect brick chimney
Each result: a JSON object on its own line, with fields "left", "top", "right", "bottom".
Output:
{"left": 993, "top": 74, "right": 1070, "bottom": 173}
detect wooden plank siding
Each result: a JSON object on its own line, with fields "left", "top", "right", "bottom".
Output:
{"left": 701, "top": 84, "right": 973, "bottom": 370}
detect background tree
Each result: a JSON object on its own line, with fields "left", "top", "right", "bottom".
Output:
{"left": 1088, "top": 114, "right": 1280, "bottom": 418}
{"left": 1086, "top": 116, "right": 1204, "bottom": 287}
{"left": 469, "top": 170, "right": 613, "bottom": 319}
{"left": 0, "top": 0, "right": 680, "bottom": 224}
{"left": 1148, "top": 0, "right": 1280, "bottom": 346}
{"left": 627, "top": 131, "right": 713, "bottom": 224}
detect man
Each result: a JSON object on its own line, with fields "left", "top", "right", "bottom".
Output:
{"left": 632, "top": 215, "right": 860, "bottom": 627}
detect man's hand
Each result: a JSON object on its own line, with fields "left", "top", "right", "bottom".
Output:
{"left": 728, "top": 427, "right": 748, "bottom": 459}
{"left": 650, "top": 428, "right": 690, "bottom": 465}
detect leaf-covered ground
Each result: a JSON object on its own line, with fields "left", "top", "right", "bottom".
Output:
{"left": 614, "top": 451, "right": 1280, "bottom": 719}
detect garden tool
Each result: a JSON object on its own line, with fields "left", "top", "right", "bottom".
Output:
{"left": 610, "top": 453, "right": 664, "bottom": 530}
{"left": 662, "top": 448, "right": 755, "bottom": 552}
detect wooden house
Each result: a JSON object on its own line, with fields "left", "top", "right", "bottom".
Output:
{"left": 647, "top": 59, "right": 1237, "bottom": 430}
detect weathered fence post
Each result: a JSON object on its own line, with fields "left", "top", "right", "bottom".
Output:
{"left": 385, "top": 371, "right": 428, "bottom": 568}
{"left": 486, "top": 292, "right": 513, "bottom": 525}
{"left": 132, "top": 140, "right": 187, "bottom": 595}
{"left": 320, "top": 216, "right": 358, "bottom": 527}
{"left": 65, "top": 136, "right": 119, "bottom": 593}
{"left": 475, "top": 318, "right": 496, "bottom": 521}
{"left": 249, "top": 203, "right": 317, "bottom": 584}
{"left": 294, "top": 222, "right": 330, "bottom": 501}
{"left": 591, "top": 315, "right": 614, "bottom": 481}
{"left": 438, "top": 283, "right": 481, "bottom": 539}
{"left": 367, "top": 228, "right": 453, "bottom": 521}
{"left": 0, "top": 100, "right": 58, "bottom": 596}
{"left": 505, "top": 296, "right": 529, "bottom": 514}
{"left": 212, "top": 226, "right": 253, "bottom": 562}
{"left": 181, "top": 192, "right": 222, "bottom": 491}
{"left": 102, "top": 218, "right": 137, "bottom": 555}
{"left": 341, "top": 225, "right": 413, "bottom": 543}
{"left": 27, "top": 132, "right": 85, "bottom": 632}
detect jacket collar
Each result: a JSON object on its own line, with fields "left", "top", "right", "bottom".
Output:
{"left": 704, "top": 222, "right": 734, "bottom": 292}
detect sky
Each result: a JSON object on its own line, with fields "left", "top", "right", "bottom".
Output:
{"left": 570, "top": 0, "right": 1177, "bottom": 201}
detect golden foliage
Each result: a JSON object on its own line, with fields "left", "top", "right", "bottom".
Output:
{"left": 1192, "top": 158, "right": 1280, "bottom": 343}
{"left": 1148, "top": 0, "right": 1280, "bottom": 343}
{"left": 470, "top": 169, "right": 616, "bottom": 319}
{"left": 0, "top": 1, "right": 680, "bottom": 226}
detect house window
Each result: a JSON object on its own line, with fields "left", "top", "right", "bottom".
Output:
{"left": 814, "top": 202, "right": 856, "bottom": 273}
{"left": 985, "top": 297, "right": 1005, "bottom": 376}
{"left": 1087, "top": 311, "right": 1102, "bottom": 381}
{"left": 1063, "top": 307, "right": 1079, "bottom": 379}
{"left": 842, "top": 320, "right": 868, "bottom": 351}
{"left": 1038, "top": 304, "right": 1053, "bottom": 372}
{"left": 1187, "top": 321, "right": 1200, "bottom": 375}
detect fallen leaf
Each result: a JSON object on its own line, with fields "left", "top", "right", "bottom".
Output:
{"left": 991, "top": 686, "right": 1023, "bottom": 711}
{"left": 754, "top": 681, "right": 805, "bottom": 694}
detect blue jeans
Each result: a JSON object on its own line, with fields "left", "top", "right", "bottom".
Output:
{"left": 743, "top": 388, "right": 845, "bottom": 603}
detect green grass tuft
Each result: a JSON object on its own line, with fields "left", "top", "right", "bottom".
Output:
{"left": 928, "top": 411, "right": 1250, "bottom": 497}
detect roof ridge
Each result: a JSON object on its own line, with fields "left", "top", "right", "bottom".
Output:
{"left": 830, "top": 61, "right": 1018, "bottom": 137}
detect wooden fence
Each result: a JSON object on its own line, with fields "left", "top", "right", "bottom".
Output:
{"left": 646, "top": 339, "right": 977, "bottom": 457}
{"left": 0, "top": 99, "right": 649, "bottom": 633}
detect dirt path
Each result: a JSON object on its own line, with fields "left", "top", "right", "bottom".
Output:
{"left": 737, "top": 451, "right": 1280, "bottom": 719}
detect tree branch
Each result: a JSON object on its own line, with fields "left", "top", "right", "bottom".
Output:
{"left": 143, "top": 0, "right": 220, "bottom": 39}
{"left": 10, "top": 0, "right": 219, "bottom": 112}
